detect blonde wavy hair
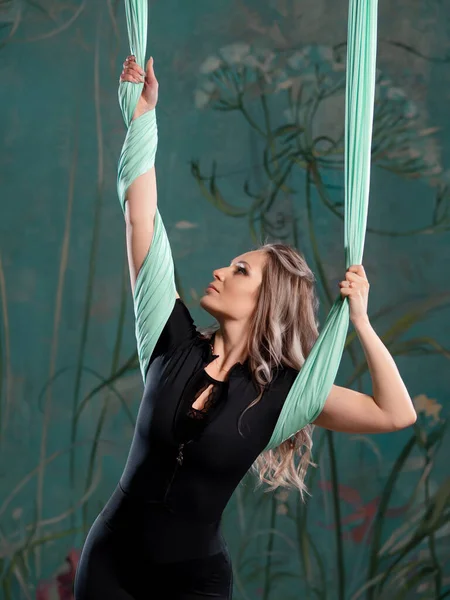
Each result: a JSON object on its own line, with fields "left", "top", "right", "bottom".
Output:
{"left": 198, "top": 243, "right": 320, "bottom": 500}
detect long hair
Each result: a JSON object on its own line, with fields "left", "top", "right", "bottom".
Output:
{"left": 198, "top": 243, "right": 320, "bottom": 500}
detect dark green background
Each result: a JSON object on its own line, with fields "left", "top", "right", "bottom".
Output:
{"left": 0, "top": 1, "right": 449, "bottom": 598}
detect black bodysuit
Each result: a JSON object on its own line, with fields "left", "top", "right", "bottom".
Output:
{"left": 74, "top": 298, "right": 299, "bottom": 599}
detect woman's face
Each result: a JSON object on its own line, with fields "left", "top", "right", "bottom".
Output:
{"left": 200, "top": 251, "right": 267, "bottom": 323}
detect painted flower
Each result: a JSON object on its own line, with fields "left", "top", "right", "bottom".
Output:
{"left": 195, "top": 42, "right": 442, "bottom": 183}
{"left": 275, "top": 489, "right": 290, "bottom": 515}
{"left": 318, "top": 482, "right": 409, "bottom": 544}
{"left": 413, "top": 394, "right": 443, "bottom": 424}
{"left": 195, "top": 43, "right": 286, "bottom": 110}
{"left": 220, "top": 43, "right": 251, "bottom": 65}
{"left": 276, "top": 503, "right": 289, "bottom": 515}
{"left": 36, "top": 548, "right": 80, "bottom": 600}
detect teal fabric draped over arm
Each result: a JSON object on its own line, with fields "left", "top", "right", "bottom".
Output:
{"left": 117, "top": 0, "right": 177, "bottom": 382}
{"left": 117, "top": 0, "right": 378, "bottom": 439}
{"left": 264, "top": 0, "right": 379, "bottom": 451}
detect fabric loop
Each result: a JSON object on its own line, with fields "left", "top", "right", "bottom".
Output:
{"left": 264, "top": 0, "right": 378, "bottom": 450}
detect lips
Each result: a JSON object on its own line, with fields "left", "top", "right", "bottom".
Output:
{"left": 207, "top": 284, "right": 219, "bottom": 293}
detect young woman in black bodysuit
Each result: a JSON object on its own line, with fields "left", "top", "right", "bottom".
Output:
{"left": 74, "top": 55, "right": 417, "bottom": 600}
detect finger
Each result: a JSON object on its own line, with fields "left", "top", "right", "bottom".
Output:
{"left": 121, "top": 66, "right": 145, "bottom": 84}
{"left": 347, "top": 264, "right": 366, "bottom": 276}
{"left": 120, "top": 72, "right": 142, "bottom": 84}
{"left": 125, "top": 63, "right": 145, "bottom": 78}
{"left": 339, "top": 284, "right": 359, "bottom": 294}
{"left": 123, "top": 61, "right": 145, "bottom": 75}
{"left": 339, "top": 287, "right": 352, "bottom": 297}
{"left": 345, "top": 272, "right": 367, "bottom": 283}
{"left": 122, "top": 56, "right": 136, "bottom": 68}
{"left": 145, "top": 56, "right": 157, "bottom": 82}
{"left": 120, "top": 67, "right": 141, "bottom": 82}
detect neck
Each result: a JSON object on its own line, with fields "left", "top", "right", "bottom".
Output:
{"left": 211, "top": 324, "right": 249, "bottom": 372}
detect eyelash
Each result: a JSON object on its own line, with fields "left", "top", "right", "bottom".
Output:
{"left": 236, "top": 264, "right": 247, "bottom": 275}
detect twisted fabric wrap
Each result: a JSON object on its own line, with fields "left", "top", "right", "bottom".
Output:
{"left": 118, "top": 1, "right": 176, "bottom": 382}
{"left": 117, "top": 0, "right": 378, "bottom": 450}
{"left": 265, "top": 0, "right": 378, "bottom": 450}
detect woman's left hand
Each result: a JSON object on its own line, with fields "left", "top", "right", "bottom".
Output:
{"left": 339, "top": 265, "right": 370, "bottom": 324}
{"left": 120, "top": 55, "right": 159, "bottom": 120}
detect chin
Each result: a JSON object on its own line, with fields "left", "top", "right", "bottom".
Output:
{"left": 199, "top": 294, "right": 218, "bottom": 317}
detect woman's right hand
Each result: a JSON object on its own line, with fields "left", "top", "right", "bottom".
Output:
{"left": 120, "top": 55, "right": 159, "bottom": 120}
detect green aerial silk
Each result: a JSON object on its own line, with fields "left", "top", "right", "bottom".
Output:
{"left": 117, "top": 0, "right": 378, "bottom": 451}
{"left": 266, "top": 0, "right": 379, "bottom": 449}
{"left": 117, "top": 0, "right": 177, "bottom": 382}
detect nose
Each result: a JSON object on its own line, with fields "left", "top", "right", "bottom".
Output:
{"left": 213, "top": 268, "right": 225, "bottom": 281}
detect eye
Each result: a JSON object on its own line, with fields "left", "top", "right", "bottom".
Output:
{"left": 236, "top": 264, "right": 247, "bottom": 275}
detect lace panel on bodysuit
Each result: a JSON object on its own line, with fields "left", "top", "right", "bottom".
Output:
{"left": 174, "top": 369, "right": 227, "bottom": 444}
{"left": 187, "top": 379, "right": 222, "bottom": 420}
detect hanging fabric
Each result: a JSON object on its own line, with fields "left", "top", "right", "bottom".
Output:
{"left": 266, "top": 0, "right": 378, "bottom": 449}
{"left": 116, "top": 0, "right": 379, "bottom": 449}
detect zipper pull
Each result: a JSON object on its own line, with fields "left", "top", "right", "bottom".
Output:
{"left": 176, "top": 443, "right": 185, "bottom": 466}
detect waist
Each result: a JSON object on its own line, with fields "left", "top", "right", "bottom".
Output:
{"left": 99, "top": 482, "right": 225, "bottom": 562}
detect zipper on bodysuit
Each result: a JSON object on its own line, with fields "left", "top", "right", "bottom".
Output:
{"left": 163, "top": 440, "right": 193, "bottom": 502}
{"left": 164, "top": 368, "right": 217, "bottom": 501}
{"left": 176, "top": 442, "right": 186, "bottom": 465}
{"left": 176, "top": 439, "right": 193, "bottom": 465}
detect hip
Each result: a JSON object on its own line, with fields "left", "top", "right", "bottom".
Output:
{"left": 76, "top": 512, "right": 233, "bottom": 599}
{"left": 99, "top": 482, "right": 228, "bottom": 563}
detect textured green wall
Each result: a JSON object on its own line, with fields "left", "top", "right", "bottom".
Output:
{"left": 1, "top": 1, "right": 449, "bottom": 598}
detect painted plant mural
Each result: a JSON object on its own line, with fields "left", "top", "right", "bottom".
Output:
{"left": 0, "top": 1, "right": 449, "bottom": 598}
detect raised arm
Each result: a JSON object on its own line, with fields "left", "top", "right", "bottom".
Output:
{"left": 120, "top": 56, "right": 179, "bottom": 299}
{"left": 118, "top": 55, "right": 186, "bottom": 381}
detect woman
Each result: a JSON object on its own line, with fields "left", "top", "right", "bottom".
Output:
{"left": 74, "top": 56, "right": 417, "bottom": 600}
